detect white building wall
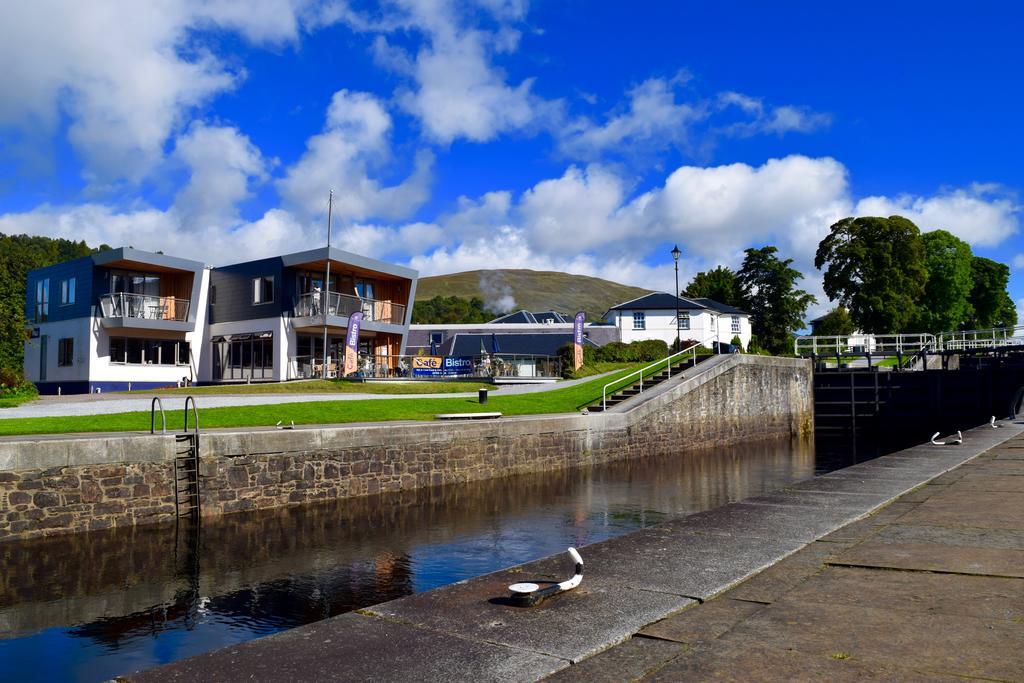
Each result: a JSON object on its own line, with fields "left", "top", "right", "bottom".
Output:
{"left": 23, "top": 318, "right": 92, "bottom": 386}
{"left": 608, "top": 309, "right": 752, "bottom": 350}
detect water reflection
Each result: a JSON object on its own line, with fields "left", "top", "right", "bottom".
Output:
{"left": 0, "top": 437, "right": 822, "bottom": 681}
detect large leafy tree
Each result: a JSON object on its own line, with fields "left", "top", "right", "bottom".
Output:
{"left": 411, "top": 295, "right": 498, "bottom": 324}
{"left": 966, "top": 257, "right": 1017, "bottom": 329}
{"left": 0, "top": 234, "right": 100, "bottom": 372}
{"left": 736, "top": 246, "right": 816, "bottom": 355}
{"left": 815, "top": 215, "right": 927, "bottom": 333}
{"left": 911, "top": 230, "right": 974, "bottom": 333}
{"left": 812, "top": 307, "right": 856, "bottom": 336}
{"left": 683, "top": 266, "right": 744, "bottom": 308}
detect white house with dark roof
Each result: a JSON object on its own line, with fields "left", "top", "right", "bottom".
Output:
{"left": 604, "top": 292, "right": 752, "bottom": 350}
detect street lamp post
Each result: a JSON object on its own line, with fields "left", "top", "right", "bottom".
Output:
{"left": 671, "top": 245, "right": 681, "bottom": 352}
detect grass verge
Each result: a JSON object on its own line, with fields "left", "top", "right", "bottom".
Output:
{"left": 0, "top": 365, "right": 654, "bottom": 436}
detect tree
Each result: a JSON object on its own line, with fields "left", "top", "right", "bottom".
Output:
{"left": 684, "top": 266, "right": 743, "bottom": 307}
{"left": 811, "top": 307, "right": 855, "bottom": 336}
{"left": 966, "top": 257, "right": 1017, "bottom": 329}
{"left": 815, "top": 215, "right": 927, "bottom": 333}
{"left": 411, "top": 296, "right": 498, "bottom": 324}
{"left": 736, "top": 246, "right": 816, "bottom": 355}
{"left": 910, "top": 230, "right": 974, "bottom": 333}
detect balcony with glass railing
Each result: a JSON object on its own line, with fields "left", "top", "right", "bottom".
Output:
{"left": 99, "top": 292, "right": 191, "bottom": 323}
{"left": 294, "top": 291, "right": 406, "bottom": 325}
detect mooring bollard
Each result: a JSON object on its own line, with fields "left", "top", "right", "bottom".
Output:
{"left": 478, "top": 388, "right": 488, "bottom": 404}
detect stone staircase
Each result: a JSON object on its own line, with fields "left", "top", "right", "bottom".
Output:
{"left": 586, "top": 355, "right": 710, "bottom": 413}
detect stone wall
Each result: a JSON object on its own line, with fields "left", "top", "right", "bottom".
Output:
{"left": 0, "top": 355, "right": 812, "bottom": 542}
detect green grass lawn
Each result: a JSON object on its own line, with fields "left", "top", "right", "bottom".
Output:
{"left": 0, "top": 364, "right": 658, "bottom": 436}
{"left": 121, "top": 379, "right": 496, "bottom": 396}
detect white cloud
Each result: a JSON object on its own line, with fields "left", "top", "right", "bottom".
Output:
{"left": 277, "top": 89, "right": 434, "bottom": 220}
{"left": 356, "top": 0, "right": 555, "bottom": 144}
{"left": 559, "top": 75, "right": 706, "bottom": 160}
{"left": 172, "top": 123, "right": 268, "bottom": 230}
{"left": 718, "top": 92, "right": 832, "bottom": 137}
{"left": 557, "top": 78, "right": 830, "bottom": 162}
{"left": 0, "top": 1, "right": 337, "bottom": 187}
{"left": 855, "top": 185, "right": 1019, "bottom": 247}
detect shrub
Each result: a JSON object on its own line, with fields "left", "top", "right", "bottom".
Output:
{"left": 0, "top": 368, "right": 37, "bottom": 402}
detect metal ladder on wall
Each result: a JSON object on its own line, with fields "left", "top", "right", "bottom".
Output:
{"left": 152, "top": 396, "right": 202, "bottom": 523}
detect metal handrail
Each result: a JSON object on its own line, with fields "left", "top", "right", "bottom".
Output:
{"left": 794, "top": 333, "right": 936, "bottom": 357}
{"left": 150, "top": 397, "right": 166, "bottom": 434}
{"left": 99, "top": 292, "right": 190, "bottom": 322}
{"left": 183, "top": 396, "right": 199, "bottom": 433}
{"left": 601, "top": 341, "right": 705, "bottom": 411}
{"left": 294, "top": 290, "right": 406, "bottom": 325}
{"left": 938, "top": 325, "right": 1024, "bottom": 351}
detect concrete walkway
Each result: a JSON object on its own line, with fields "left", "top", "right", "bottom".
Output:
{"left": 0, "top": 372, "right": 618, "bottom": 420}
{"left": 556, "top": 433, "right": 1024, "bottom": 681}
{"left": 129, "top": 421, "right": 1021, "bottom": 682}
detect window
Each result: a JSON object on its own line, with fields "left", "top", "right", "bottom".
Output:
{"left": 632, "top": 312, "right": 646, "bottom": 330}
{"left": 731, "top": 315, "right": 741, "bottom": 333}
{"left": 677, "top": 313, "right": 690, "bottom": 330}
{"left": 430, "top": 332, "right": 444, "bottom": 345}
{"left": 57, "top": 338, "right": 74, "bottom": 367}
{"left": 35, "top": 278, "right": 49, "bottom": 322}
{"left": 253, "top": 276, "right": 274, "bottom": 304}
{"left": 60, "top": 277, "right": 76, "bottom": 305}
{"left": 211, "top": 332, "right": 274, "bottom": 380}
{"left": 108, "top": 337, "right": 190, "bottom": 365}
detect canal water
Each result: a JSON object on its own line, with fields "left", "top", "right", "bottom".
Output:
{"left": 0, "top": 436, "right": 894, "bottom": 681}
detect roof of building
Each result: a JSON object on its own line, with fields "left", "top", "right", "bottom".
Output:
{"left": 489, "top": 310, "right": 571, "bottom": 324}
{"left": 605, "top": 292, "right": 748, "bottom": 316}
{"left": 447, "top": 332, "right": 599, "bottom": 357}
{"left": 691, "top": 298, "right": 749, "bottom": 315}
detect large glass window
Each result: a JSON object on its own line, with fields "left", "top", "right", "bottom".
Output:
{"left": 253, "top": 276, "right": 274, "bottom": 304}
{"left": 211, "top": 332, "right": 274, "bottom": 380}
{"left": 60, "top": 277, "right": 76, "bottom": 305}
{"left": 58, "top": 338, "right": 74, "bottom": 366}
{"left": 35, "top": 278, "right": 49, "bottom": 322}
{"left": 108, "top": 337, "right": 190, "bottom": 365}
{"left": 111, "top": 270, "right": 160, "bottom": 296}
{"left": 632, "top": 312, "right": 645, "bottom": 330}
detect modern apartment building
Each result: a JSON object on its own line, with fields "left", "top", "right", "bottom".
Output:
{"left": 24, "top": 248, "right": 209, "bottom": 394}
{"left": 24, "top": 246, "right": 417, "bottom": 393}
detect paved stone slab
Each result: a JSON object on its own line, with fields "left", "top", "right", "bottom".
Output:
{"left": 642, "top": 639, "right": 959, "bottom": 682}
{"left": 960, "top": 459, "right": 1024, "bottom": 475}
{"left": 130, "top": 612, "right": 567, "bottom": 682}
{"left": 896, "top": 485, "right": 942, "bottom": 503}
{"left": 741, "top": 490, "right": 891, "bottom": 512}
{"left": 662, "top": 501, "right": 863, "bottom": 544}
{"left": 829, "top": 541, "right": 1024, "bottom": 577}
{"left": 896, "top": 489, "right": 1024, "bottom": 529}
{"left": 545, "top": 637, "right": 686, "bottom": 682}
{"left": 719, "top": 598, "right": 1024, "bottom": 680}
{"left": 366, "top": 551, "right": 693, "bottom": 663}
{"left": 639, "top": 598, "right": 765, "bottom": 644}
{"left": 872, "top": 523, "right": 1024, "bottom": 550}
{"left": 793, "top": 566, "right": 1024, "bottom": 621}
{"left": 946, "top": 473, "right": 1024, "bottom": 491}
{"left": 724, "top": 541, "right": 849, "bottom": 604}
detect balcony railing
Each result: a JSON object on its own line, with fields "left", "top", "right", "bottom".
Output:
{"left": 294, "top": 291, "right": 406, "bottom": 325}
{"left": 100, "top": 293, "right": 190, "bottom": 322}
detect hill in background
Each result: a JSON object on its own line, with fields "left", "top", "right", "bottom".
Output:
{"left": 415, "top": 269, "right": 652, "bottom": 320}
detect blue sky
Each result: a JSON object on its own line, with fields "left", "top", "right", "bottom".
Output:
{"left": 0, "top": 1, "right": 1021, "bottom": 318}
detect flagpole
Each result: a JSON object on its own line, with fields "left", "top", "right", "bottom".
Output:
{"left": 322, "top": 190, "right": 333, "bottom": 379}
